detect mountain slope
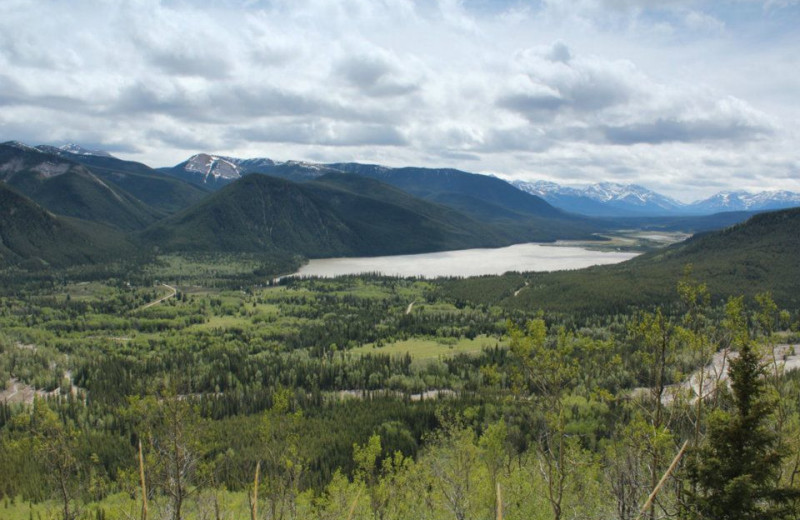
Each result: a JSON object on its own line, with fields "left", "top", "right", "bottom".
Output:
{"left": 0, "top": 143, "right": 161, "bottom": 230}
{"left": 38, "top": 145, "right": 210, "bottom": 214}
{"left": 141, "top": 173, "right": 508, "bottom": 257}
{"left": 304, "top": 173, "right": 506, "bottom": 251}
{"left": 509, "top": 207, "right": 800, "bottom": 310}
{"left": 161, "top": 153, "right": 599, "bottom": 240}
{"left": 330, "top": 164, "right": 600, "bottom": 241}
{"left": 0, "top": 183, "right": 133, "bottom": 268}
{"left": 141, "top": 174, "right": 355, "bottom": 256}
{"left": 440, "top": 207, "right": 800, "bottom": 313}
{"left": 338, "top": 165, "right": 562, "bottom": 217}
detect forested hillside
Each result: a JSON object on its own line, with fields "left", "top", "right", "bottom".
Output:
{"left": 441, "top": 207, "right": 800, "bottom": 313}
{"left": 0, "top": 183, "right": 135, "bottom": 268}
{"left": 0, "top": 144, "right": 162, "bottom": 230}
{"left": 140, "top": 172, "right": 508, "bottom": 258}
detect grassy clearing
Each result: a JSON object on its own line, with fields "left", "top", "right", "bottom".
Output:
{"left": 412, "top": 302, "right": 460, "bottom": 314}
{"left": 60, "top": 281, "right": 119, "bottom": 302}
{"left": 147, "top": 254, "right": 263, "bottom": 279}
{"left": 352, "top": 334, "right": 504, "bottom": 361}
{"left": 0, "top": 491, "right": 254, "bottom": 520}
{"left": 186, "top": 315, "right": 252, "bottom": 331}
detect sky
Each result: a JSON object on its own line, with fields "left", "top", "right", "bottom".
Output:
{"left": 1, "top": 0, "right": 798, "bottom": 202}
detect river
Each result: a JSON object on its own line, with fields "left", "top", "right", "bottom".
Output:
{"left": 292, "top": 242, "right": 639, "bottom": 278}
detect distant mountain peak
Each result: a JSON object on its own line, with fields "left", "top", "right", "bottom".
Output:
{"left": 58, "top": 143, "right": 114, "bottom": 158}
{"left": 512, "top": 179, "right": 683, "bottom": 216}
{"left": 183, "top": 153, "right": 243, "bottom": 182}
{"left": 582, "top": 182, "right": 681, "bottom": 207}
{"left": 2, "top": 140, "right": 43, "bottom": 153}
{"left": 513, "top": 178, "right": 800, "bottom": 216}
{"left": 280, "top": 160, "right": 329, "bottom": 171}
{"left": 691, "top": 190, "right": 800, "bottom": 212}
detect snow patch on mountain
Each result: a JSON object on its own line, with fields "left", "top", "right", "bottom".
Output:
{"left": 31, "top": 161, "right": 71, "bottom": 178}
{"left": 581, "top": 182, "right": 682, "bottom": 209}
{"left": 59, "top": 143, "right": 114, "bottom": 158}
{"left": 513, "top": 180, "right": 683, "bottom": 214}
{"left": 184, "top": 154, "right": 243, "bottom": 182}
{"left": 689, "top": 190, "right": 800, "bottom": 212}
{"left": 513, "top": 179, "right": 800, "bottom": 216}
{"left": 3, "top": 141, "right": 43, "bottom": 153}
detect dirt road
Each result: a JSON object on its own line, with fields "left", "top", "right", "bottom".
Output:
{"left": 139, "top": 283, "right": 177, "bottom": 310}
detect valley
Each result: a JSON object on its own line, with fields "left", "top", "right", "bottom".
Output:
{"left": 1, "top": 141, "right": 800, "bottom": 520}
{"left": 3, "top": 2, "right": 798, "bottom": 518}
{"left": 0, "top": 205, "right": 799, "bottom": 519}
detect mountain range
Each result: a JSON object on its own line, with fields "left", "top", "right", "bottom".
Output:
{"left": 161, "top": 151, "right": 800, "bottom": 217}
{"left": 158, "top": 151, "right": 604, "bottom": 243}
{"left": 1, "top": 140, "right": 796, "bottom": 271}
{"left": 512, "top": 180, "right": 800, "bottom": 217}
{"left": 0, "top": 141, "right": 597, "bottom": 268}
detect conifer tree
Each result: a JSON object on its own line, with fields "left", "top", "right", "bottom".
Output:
{"left": 685, "top": 300, "right": 799, "bottom": 519}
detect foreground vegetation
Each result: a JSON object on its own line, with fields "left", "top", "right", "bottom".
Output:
{"left": 1, "top": 253, "right": 799, "bottom": 520}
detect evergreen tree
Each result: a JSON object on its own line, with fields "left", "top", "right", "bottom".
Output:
{"left": 685, "top": 333, "right": 799, "bottom": 519}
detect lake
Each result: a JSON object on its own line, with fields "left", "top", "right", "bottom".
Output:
{"left": 292, "top": 242, "right": 639, "bottom": 278}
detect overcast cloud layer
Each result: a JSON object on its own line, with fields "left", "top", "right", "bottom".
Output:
{"left": 1, "top": 0, "right": 798, "bottom": 201}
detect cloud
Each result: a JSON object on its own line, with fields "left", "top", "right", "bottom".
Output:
{"left": 0, "top": 74, "right": 24, "bottom": 105}
{"left": 479, "top": 127, "right": 554, "bottom": 153}
{"left": 496, "top": 43, "right": 638, "bottom": 122}
{"left": 497, "top": 91, "right": 566, "bottom": 120}
{"left": 0, "top": 74, "right": 89, "bottom": 112}
{"left": 335, "top": 52, "right": 420, "bottom": 98}
{"left": 234, "top": 121, "right": 407, "bottom": 147}
{"left": 0, "top": 0, "right": 797, "bottom": 197}
{"left": 602, "top": 117, "right": 771, "bottom": 144}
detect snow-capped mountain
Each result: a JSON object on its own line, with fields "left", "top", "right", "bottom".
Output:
{"left": 183, "top": 153, "right": 244, "bottom": 182}
{"left": 58, "top": 143, "right": 114, "bottom": 158}
{"left": 3, "top": 140, "right": 43, "bottom": 153}
{"left": 513, "top": 180, "right": 580, "bottom": 198}
{"left": 512, "top": 180, "right": 684, "bottom": 216}
{"left": 161, "top": 153, "right": 332, "bottom": 187}
{"left": 583, "top": 182, "right": 683, "bottom": 211}
{"left": 33, "top": 143, "right": 115, "bottom": 160}
{"left": 512, "top": 180, "right": 800, "bottom": 216}
{"left": 688, "top": 191, "right": 800, "bottom": 213}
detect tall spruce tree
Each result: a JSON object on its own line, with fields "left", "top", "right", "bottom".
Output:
{"left": 685, "top": 300, "right": 799, "bottom": 519}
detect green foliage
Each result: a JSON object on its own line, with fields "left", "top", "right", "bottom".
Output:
{"left": 1, "top": 255, "right": 800, "bottom": 519}
{"left": 686, "top": 337, "right": 800, "bottom": 519}
{"left": 62, "top": 152, "right": 210, "bottom": 214}
{"left": 440, "top": 207, "right": 800, "bottom": 313}
{"left": 0, "top": 145, "right": 160, "bottom": 231}
{"left": 140, "top": 172, "right": 507, "bottom": 258}
{"left": 0, "top": 183, "right": 137, "bottom": 269}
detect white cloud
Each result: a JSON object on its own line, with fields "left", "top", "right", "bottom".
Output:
{"left": 0, "top": 0, "right": 797, "bottom": 196}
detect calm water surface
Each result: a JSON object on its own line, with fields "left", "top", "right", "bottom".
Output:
{"left": 293, "top": 242, "right": 639, "bottom": 278}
